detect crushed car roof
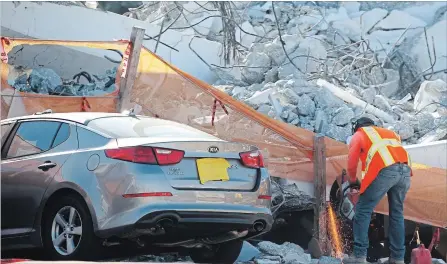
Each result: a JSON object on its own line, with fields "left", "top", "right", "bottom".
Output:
{"left": 1, "top": 112, "right": 134, "bottom": 125}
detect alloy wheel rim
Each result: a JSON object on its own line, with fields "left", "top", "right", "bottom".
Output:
{"left": 51, "top": 206, "right": 83, "bottom": 256}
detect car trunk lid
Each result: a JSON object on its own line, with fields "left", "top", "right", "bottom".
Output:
{"left": 116, "top": 138, "right": 261, "bottom": 191}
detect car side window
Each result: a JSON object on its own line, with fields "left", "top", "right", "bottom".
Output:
{"left": 52, "top": 123, "right": 70, "bottom": 148}
{"left": 76, "top": 126, "right": 109, "bottom": 149}
{"left": 6, "top": 121, "right": 61, "bottom": 159}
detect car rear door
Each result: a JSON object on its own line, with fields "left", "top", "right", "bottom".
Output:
{"left": 1, "top": 119, "right": 74, "bottom": 237}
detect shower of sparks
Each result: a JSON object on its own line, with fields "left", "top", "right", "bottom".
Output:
{"left": 328, "top": 204, "right": 344, "bottom": 258}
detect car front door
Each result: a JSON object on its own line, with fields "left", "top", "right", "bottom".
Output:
{"left": 1, "top": 120, "right": 73, "bottom": 237}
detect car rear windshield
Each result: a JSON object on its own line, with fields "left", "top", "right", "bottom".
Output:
{"left": 87, "top": 116, "right": 219, "bottom": 140}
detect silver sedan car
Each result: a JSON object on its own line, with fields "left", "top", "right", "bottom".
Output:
{"left": 1, "top": 111, "right": 273, "bottom": 263}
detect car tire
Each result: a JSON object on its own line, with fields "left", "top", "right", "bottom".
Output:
{"left": 189, "top": 239, "right": 243, "bottom": 264}
{"left": 42, "top": 195, "right": 100, "bottom": 260}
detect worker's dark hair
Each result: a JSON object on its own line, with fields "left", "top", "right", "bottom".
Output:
{"left": 352, "top": 117, "right": 375, "bottom": 134}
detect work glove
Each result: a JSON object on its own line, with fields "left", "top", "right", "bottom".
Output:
{"left": 348, "top": 178, "right": 361, "bottom": 193}
{"left": 349, "top": 178, "right": 360, "bottom": 187}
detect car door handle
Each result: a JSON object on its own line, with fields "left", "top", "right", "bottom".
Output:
{"left": 38, "top": 161, "right": 57, "bottom": 171}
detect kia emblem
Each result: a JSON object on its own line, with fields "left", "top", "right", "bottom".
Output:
{"left": 208, "top": 146, "right": 219, "bottom": 153}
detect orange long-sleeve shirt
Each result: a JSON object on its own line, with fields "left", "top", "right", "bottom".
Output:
{"left": 347, "top": 131, "right": 365, "bottom": 182}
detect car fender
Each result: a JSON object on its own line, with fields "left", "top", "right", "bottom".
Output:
{"left": 33, "top": 180, "right": 100, "bottom": 246}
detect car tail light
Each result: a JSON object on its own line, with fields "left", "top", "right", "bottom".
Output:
{"left": 239, "top": 150, "right": 265, "bottom": 168}
{"left": 258, "top": 195, "right": 272, "bottom": 200}
{"left": 105, "top": 146, "right": 184, "bottom": 165}
{"left": 153, "top": 148, "right": 184, "bottom": 165}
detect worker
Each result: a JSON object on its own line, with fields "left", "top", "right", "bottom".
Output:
{"left": 343, "top": 117, "right": 412, "bottom": 264}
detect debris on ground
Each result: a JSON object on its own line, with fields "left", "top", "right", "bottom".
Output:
{"left": 109, "top": 240, "right": 441, "bottom": 264}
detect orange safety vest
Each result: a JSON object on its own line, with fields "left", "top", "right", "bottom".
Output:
{"left": 358, "top": 126, "right": 411, "bottom": 194}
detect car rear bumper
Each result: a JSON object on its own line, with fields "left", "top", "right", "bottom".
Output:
{"left": 96, "top": 210, "right": 273, "bottom": 242}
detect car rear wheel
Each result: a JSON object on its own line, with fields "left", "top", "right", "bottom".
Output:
{"left": 42, "top": 195, "right": 99, "bottom": 260}
{"left": 189, "top": 239, "right": 243, "bottom": 264}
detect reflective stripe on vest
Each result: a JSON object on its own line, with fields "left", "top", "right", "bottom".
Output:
{"left": 361, "top": 127, "right": 401, "bottom": 179}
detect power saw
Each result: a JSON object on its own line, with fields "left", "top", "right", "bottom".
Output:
{"left": 337, "top": 169, "right": 361, "bottom": 222}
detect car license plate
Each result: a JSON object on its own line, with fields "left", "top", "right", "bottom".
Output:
{"left": 196, "top": 158, "right": 230, "bottom": 184}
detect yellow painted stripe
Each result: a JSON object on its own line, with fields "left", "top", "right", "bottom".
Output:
{"left": 411, "top": 163, "right": 430, "bottom": 169}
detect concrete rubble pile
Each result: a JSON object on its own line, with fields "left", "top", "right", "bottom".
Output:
{"left": 116, "top": 1, "right": 447, "bottom": 145}
{"left": 7, "top": 66, "right": 118, "bottom": 96}
{"left": 8, "top": 1, "right": 446, "bottom": 144}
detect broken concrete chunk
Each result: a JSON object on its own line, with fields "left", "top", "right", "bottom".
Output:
{"left": 257, "top": 104, "right": 273, "bottom": 115}
{"left": 297, "top": 94, "right": 315, "bottom": 116}
{"left": 332, "top": 106, "right": 355, "bottom": 126}
{"left": 246, "top": 88, "right": 275, "bottom": 105}
{"left": 283, "top": 252, "right": 311, "bottom": 264}
{"left": 325, "top": 6, "right": 350, "bottom": 24}
{"left": 414, "top": 79, "right": 447, "bottom": 113}
{"left": 314, "top": 88, "right": 344, "bottom": 109}
{"left": 315, "top": 109, "right": 329, "bottom": 134}
{"left": 248, "top": 83, "right": 264, "bottom": 92}
{"left": 411, "top": 20, "right": 447, "bottom": 74}
{"left": 300, "top": 115, "right": 311, "bottom": 125}
{"left": 418, "top": 127, "right": 447, "bottom": 144}
{"left": 432, "top": 258, "right": 447, "bottom": 264}
{"left": 317, "top": 256, "right": 343, "bottom": 264}
{"left": 354, "top": 8, "right": 388, "bottom": 35}
{"left": 374, "top": 95, "right": 393, "bottom": 113}
{"left": 281, "top": 109, "right": 290, "bottom": 120}
{"left": 374, "top": 10, "right": 427, "bottom": 30}
{"left": 435, "top": 116, "right": 447, "bottom": 129}
{"left": 361, "top": 87, "right": 377, "bottom": 104}
{"left": 392, "top": 121, "right": 415, "bottom": 140}
{"left": 439, "top": 94, "right": 447, "bottom": 115}
{"left": 282, "top": 104, "right": 298, "bottom": 114}
{"left": 287, "top": 38, "right": 327, "bottom": 73}
{"left": 231, "top": 86, "right": 246, "bottom": 97}
{"left": 267, "top": 109, "right": 277, "bottom": 118}
{"left": 380, "top": 69, "right": 400, "bottom": 98}
{"left": 257, "top": 241, "right": 305, "bottom": 257}
{"left": 255, "top": 259, "right": 282, "bottom": 264}
{"left": 368, "top": 65, "right": 386, "bottom": 84}
{"left": 242, "top": 52, "right": 271, "bottom": 84}
{"left": 282, "top": 78, "right": 313, "bottom": 94}
{"left": 29, "top": 68, "right": 62, "bottom": 94}
{"left": 236, "top": 21, "right": 257, "bottom": 48}
{"left": 287, "top": 112, "right": 299, "bottom": 123}
{"left": 290, "top": 118, "right": 300, "bottom": 125}
{"left": 11, "top": 73, "right": 28, "bottom": 86}
{"left": 331, "top": 19, "right": 362, "bottom": 42}
{"left": 278, "top": 64, "right": 303, "bottom": 80}
{"left": 399, "top": 112, "right": 416, "bottom": 123}
{"left": 237, "top": 241, "right": 261, "bottom": 262}
{"left": 414, "top": 112, "right": 435, "bottom": 135}
{"left": 262, "top": 82, "right": 277, "bottom": 91}
{"left": 264, "top": 67, "right": 279, "bottom": 84}
{"left": 260, "top": 255, "right": 283, "bottom": 262}
{"left": 326, "top": 124, "right": 352, "bottom": 142}
{"left": 257, "top": 241, "right": 285, "bottom": 256}
{"left": 278, "top": 88, "right": 301, "bottom": 105}
{"left": 264, "top": 34, "right": 301, "bottom": 65}
{"left": 341, "top": 1, "right": 360, "bottom": 15}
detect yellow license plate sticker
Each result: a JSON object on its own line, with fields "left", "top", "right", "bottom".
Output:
{"left": 196, "top": 158, "right": 230, "bottom": 184}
